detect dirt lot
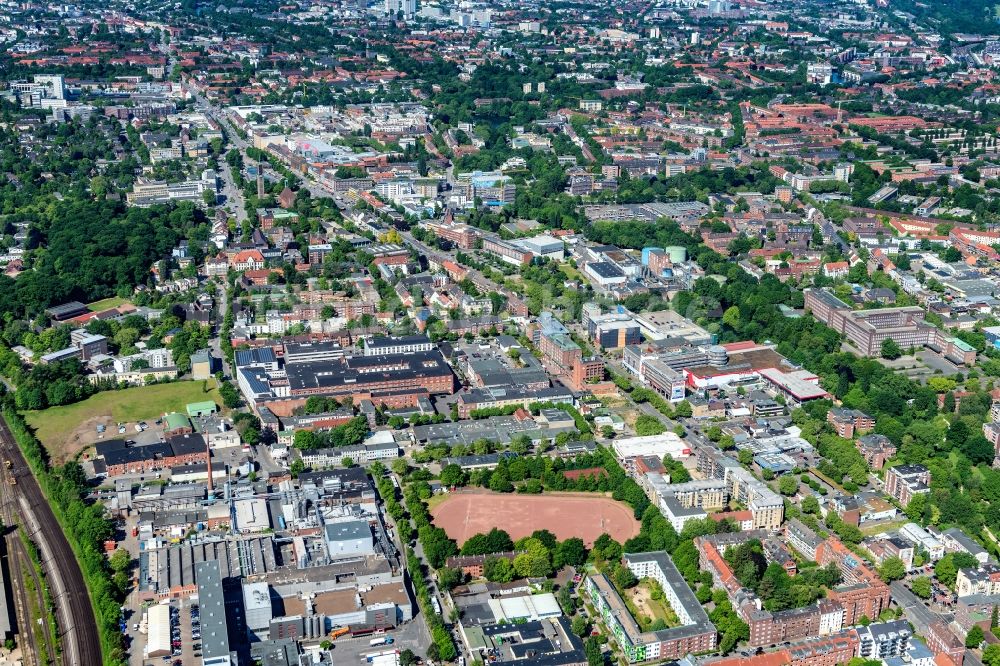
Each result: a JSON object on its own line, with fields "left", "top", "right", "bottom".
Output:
{"left": 430, "top": 490, "right": 640, "bottom": 546}
{"left": 65, "top": 418, "right": 165, "bottom": 466}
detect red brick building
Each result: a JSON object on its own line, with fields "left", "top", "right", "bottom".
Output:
{"left": 826, "top": 408, "right": 875, "bottom": 439}
{"left": 97, "top": 434, "right": 209, "bottom": 478}
{"left": 445, "top": 552, "right": 519, "bottom": 578}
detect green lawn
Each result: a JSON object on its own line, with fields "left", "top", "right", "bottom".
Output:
{"left": 24, "top": 380, "right": 224, "bottom": 460}
{"left": 87, "top": 296, "right": 129, "bottom": 312}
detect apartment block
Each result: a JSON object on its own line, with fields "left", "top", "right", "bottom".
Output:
{"left": 884, "top": 464, "right": 931, "bottom": 506}
{"left": 856, "top": 434, "right": 896, "bottom": 470}
{"left": 956, "top": 563, "right": 1000, "bottom": 597}
{"left": 826, "top": 408, "right": 875, "bottom": 439}
{"left": 585, "top": 551, "right": 716, "bottom": 662}
{"left": 697, "top": 448, "right": 784, "bottom": 529}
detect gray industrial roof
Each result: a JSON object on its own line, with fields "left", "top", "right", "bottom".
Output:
{"left": 195, "top": 560, "right": 232, "bottom": 662}
{"left": 324, "top": 519, "right": 372, "bottom": 543}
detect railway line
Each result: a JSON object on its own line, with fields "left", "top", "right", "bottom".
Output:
{"left": 0, "top": 468, "right": 41, "bottom": 666}
{"left": 0, "top": 416, "right": 101, "bottom": 666}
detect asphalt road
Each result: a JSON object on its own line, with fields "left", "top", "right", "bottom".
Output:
{"left": 0, "top": 417, "right": 101, "bottom": 666}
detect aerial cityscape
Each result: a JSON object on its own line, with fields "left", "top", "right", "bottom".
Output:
{"left": 4, "top": 1, "right": 1000, "bottom": 666}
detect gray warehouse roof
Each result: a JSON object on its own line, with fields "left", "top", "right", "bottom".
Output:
{"left": 195, "top": 560, "right": 233, "bottom": 662}
{"left": 325, "top": 519, "right": 372, "bottom": 542}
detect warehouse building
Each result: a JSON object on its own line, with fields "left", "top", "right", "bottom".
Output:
{"left": 325, "top": 520, "right": 375, "bottom": 560}
{"left": 196, "top": 560, "right": 236, "bottom": 666}
{"left": 146, "top": 604, "right": 172, "bottom": 659}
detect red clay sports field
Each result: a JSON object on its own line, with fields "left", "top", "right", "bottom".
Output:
{"left": 430, "top": 491, "right": 641, "bottom": 546}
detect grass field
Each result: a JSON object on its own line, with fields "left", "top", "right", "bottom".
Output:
{"left": 86, "top": 296, "right": 129, "bottom": 311}
{"left": 425, "top": 492, "right": 451, "bottom": 512}
{"left": 24, "top": 380, "right": 224, "bottom": 462}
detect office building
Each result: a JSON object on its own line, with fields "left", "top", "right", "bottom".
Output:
{"left": 804, "top": 289, "right": 976, "bottom": 364}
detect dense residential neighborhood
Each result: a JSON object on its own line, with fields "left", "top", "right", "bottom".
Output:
{"left": 8, "top": 1, "right": 1000, "bottom": 666}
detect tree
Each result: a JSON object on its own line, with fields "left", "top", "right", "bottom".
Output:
{"left": 881, "top": 338, "right": 902, "bottom": 360}
{"left": 489, "top": 467, "right": 514, "bottom": 493}
{"left": 877, "top": 557, "right": 906, "bottom": 582}
{"left": 722, "top": 305, "right": 741, "bottom": 329}
{"left": 440, "top": 463, "right": 466, "bottom": 487}
{"left": 911, "top": 576, "right": 932, "bottom": 599}
{"left": 584, "top": 636, "right": 603, "bottom": 666}
{"left": 778, "top": 476, "right": 798, "bottom": 496}
{"left": 293, "top": 429, "right": 319, "bottom": 450}
{"left": 593, "top": 534, "right": 622, "bottom": 562}
{"left": 967, "top": 625, "right": 985, "bottom": 649}
{"left": 674, "top": 400, "right": 693, "bottom": 418}
{"left": 341, "top": 456, "right": 355, "bottom": 468}
{"left": 513, "top": 538, "right": 553, "bottom": 578}
{"left": 738, "top": 449, "right": 753, "bottom": 466}
{"left": 485, "top": 528, "right": 515, "bottom": 552}
{"left": 571, "top": 615, "right": 589, "bottom": 637}
{"left": 612, "top": 565, "right": 637, "bottom": 590}
{"left": 904, "top": 494, "right": 927, "bottom": 521}
{"left": 289, "top": 458, "right": 305, "bottom": 478}
{"left": 400, "top": 649, "right": 418, "bottom": 666}
{"left": 557, "top": 538, "right": 588, "bottom": 567}
{"left": 219, "top": 382, "right": 240, "bottom": 408}
{"left": 935, "top": 552, "right": 978, "bottom": 589}
{"left": 984, "top": 645, "right": 1000, "bottom": 666}
{"left": 109, "top": 549, "right": 131, "bottom": 573}
{"left": 437, "top": 567, "right": 463, "bottom": 590}
{"left": 635, "top": 415, "right": 666, "bottom": 436}
{"left": 483, "top": 556, "right": 514, "bottom": 582}
{"left": 801, "top": 496, "right": 820, "bottom": 514}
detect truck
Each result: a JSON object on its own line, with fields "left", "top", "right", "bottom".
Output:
{"left": 431, "top": 597, "right": 442, "bottom": 615}
{"left": 368, "top": 637, "right": 394, "bottom": 647}
{"left": 365, "top": 650, "right": 397, "bottom": 663}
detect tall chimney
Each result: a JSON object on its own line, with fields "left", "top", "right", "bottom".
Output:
{"left": 205, "top": 430, "right": 214, "bottom": 498}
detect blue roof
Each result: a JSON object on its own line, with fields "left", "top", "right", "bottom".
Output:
{"left": 235, "top": 347, "right": 276, "bottom": 367}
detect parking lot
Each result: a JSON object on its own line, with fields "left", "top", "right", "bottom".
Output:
{"left": 325, "top": 618, "right": 430, "bottom": 666}
{"left": 125, "top": 596, "right": 202, "bottom": 666}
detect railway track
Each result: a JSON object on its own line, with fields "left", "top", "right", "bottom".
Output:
{"left": 0, "top": 416, "right": 101, "bottom": 666}
{"left": 0, "top": 485, "right": 40, "bottom": 666}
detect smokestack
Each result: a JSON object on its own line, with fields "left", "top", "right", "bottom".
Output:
{"left": 206, "top": 431, "right": 214, "bottom": 498}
